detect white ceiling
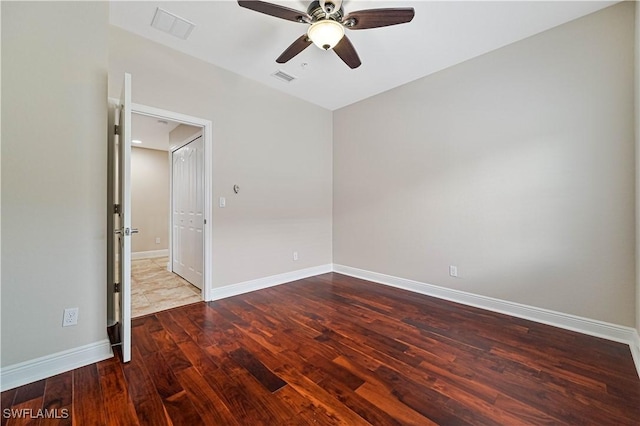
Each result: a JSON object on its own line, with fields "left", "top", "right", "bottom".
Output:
{"left": 131, "top": 113, "right": 180, "bottom": 151}
{"left": 110, "top": 0, "right": 618, "bottom": 111}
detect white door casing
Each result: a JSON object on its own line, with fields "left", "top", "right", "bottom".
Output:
{"left": 130, "top": 103, "right": 213, "bottom": 302}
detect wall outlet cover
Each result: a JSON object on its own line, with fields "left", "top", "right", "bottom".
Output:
{"left": 449, "top": 265, "right": 458, "bottom": 277}
{"left": 63, "top": 307, "right": 79, "bottom": 327}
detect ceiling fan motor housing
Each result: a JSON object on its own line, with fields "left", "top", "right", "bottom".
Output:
{"left": 308, "top": 1, "right": 344, "bottom": 23}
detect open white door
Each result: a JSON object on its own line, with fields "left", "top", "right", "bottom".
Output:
{"left": 115, "top": 73, "right": 133, "bottom": 363}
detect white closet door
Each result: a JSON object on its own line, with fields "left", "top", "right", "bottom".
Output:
{"left": 172, "top": 135, "right": 204, "bottom": 289}
{"left": 172, "top": 151, "right": 186, "bottom": 279}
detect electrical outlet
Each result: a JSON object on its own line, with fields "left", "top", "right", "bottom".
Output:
{"left": 62, "top": 307, "right": 79, "bottom": 327}
{"left": 155, "top": 237, "right": 161, "bottom": 244}
{"left": 449, "top": 265, "right": 458, "bottom": 278}
{"left": 293, "top": 251, "right": 299, "bottom": 261}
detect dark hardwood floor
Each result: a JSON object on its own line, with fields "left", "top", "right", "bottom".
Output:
{"left": 3, "top": 273, "right": 639, "bottom": 425}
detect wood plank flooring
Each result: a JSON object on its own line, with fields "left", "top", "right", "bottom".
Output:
{"left": 2, "top": 273, "right": 639, "bottom": 425}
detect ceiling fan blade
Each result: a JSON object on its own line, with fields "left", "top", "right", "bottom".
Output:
{"left": 238, "top": 1, "right": 310, "bottom": 23}
{"left": 333, "top": 35, "right": 361, "bottom": 69}
{"left": 343, "top": 8, "right": 415, "bottom": 30}
{"left": 276, "top": 34, "right": 312, "bottom": 63}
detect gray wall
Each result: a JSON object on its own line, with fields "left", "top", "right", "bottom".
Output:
{"left": 108, "top": 27, "right": 333, "bottom": 288}
{"left": 333, "top": 2, "right": 636, "bottom": 326}
{"left": 1, "top": 2, "right": 109, "bottom": 365}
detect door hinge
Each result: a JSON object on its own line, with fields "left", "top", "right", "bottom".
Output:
{"left": 114, "top": 204, "right": 120, "bottom": 214}
{"left": 114, "top": 124, "right": 121, "bottom": 135}
{"left": 114, "top": 282, "right": 120, "bottom": 293}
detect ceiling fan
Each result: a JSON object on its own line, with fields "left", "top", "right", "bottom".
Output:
{"left": 237, "top": 0, "right": 415, "bottom": 69}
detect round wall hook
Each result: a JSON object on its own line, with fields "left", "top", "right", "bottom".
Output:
{"left": 233, "top": 184, "right": 240, "bottom": 194}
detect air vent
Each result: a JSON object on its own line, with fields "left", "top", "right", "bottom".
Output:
{"left": 271, "top": 70, "right": 297, "bottom": 83}
{"left": 151, "top": 8, "right": 195, "bottom": 40}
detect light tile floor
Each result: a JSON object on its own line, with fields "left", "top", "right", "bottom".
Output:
{"left": 131, "top": 257, "right": 201, "bottom": 318}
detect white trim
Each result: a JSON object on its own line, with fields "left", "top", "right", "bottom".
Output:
{"left": 131, "top": 249, "right": 169, "bottom": 260}
{"left": 130, "top": 103, "right": 213, "bottom": 303}
{"left": 211, "top": 264, "right": 333, "bottom": 301}
{"left": 0, "top": 340, "right": 113, "bottom": 392}
{"left": 333, "top": 264, "right": 640, "bottom": 376}
{"left": 631, "top": 331, "right": 640, "bottom": 378}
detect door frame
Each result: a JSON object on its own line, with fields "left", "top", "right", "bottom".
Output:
{"left": 132, "top": 103, "right": 213, "bottom": 302}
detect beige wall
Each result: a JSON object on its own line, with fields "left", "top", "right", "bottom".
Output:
{"left": 131, "top": 147, "right": 169, "bottom": 253}
{"left": 131, "top": 125, "right": 200, "bottom": 254}
{"left": 109, "top": 27, "right": 333, "bottom": 288}
{"left": 636, "top": 1, "right": 640, "bottom": 336}
{"left": 334, "top": 3, "right": 636, "bottom": 326}
{"left": 1, "top": 2, "right": 108, "bottom": 365}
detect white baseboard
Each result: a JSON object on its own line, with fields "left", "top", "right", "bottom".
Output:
{"left": 631, "top": 331, "right": 640, "bottom": 378}
{"left": 0, "top": 339, "right": 113, "bottom": 392}
{"left": 132, "top": 249, "right": 168, "bottom": 260}
{"left": 333, "top": 264, "right": 640, "bottom": 377}
{"left": 211, "top": 264, "right": 333, "bottom": 301}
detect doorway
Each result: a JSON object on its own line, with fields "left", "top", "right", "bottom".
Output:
{"left": 130, "top": 113, "right": 205, "bottom": 317}
{"left": 128, "top": 105, "right": 212, "bottom": 319}
{"left": 108, "top": 75, "right": 213, "bottom": 361}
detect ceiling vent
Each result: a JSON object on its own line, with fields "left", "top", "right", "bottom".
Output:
{"left": 151, "top": 8, "right": 195, "bottom": 40}
{"left": 271, "top": 70, "right": 297, "bottom": 83}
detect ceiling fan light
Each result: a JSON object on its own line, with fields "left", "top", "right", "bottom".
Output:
{"left": 307, "top": 20, "right": 344, "bottom": 50}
